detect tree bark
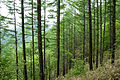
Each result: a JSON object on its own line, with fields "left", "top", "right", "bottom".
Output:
{"left": 96, "top": 0, "right": 99, "bottom": 68}
{"left": 100, "top": 0, "right": 103, "bottom": 65}
{"left": 44, "top": 0, "right": 46, "bottom": 73}
{"left": 0, "top": 18, "right": 1, "bottom": 57}
{"left": 83, "top": 2, "right": 85, "bottom": 61}
{"left": 109, "top": 0, "right": 112, "bottom": 59}
{"left": 88, "top": 0, "right": 93, "bottom": 70}
{"left": 14, "top": 0, "right": 18, "bottom": 80}
{"left": 37, "top": 0, "right": 44, "bottom": 79}
{"left": 112, "top": 0, "right": 116, "bottom": 64}
{"left": 21, "top": 0, "right": 27, "bottom": 80}
{"left": 57, "top": 0, "right": 60, "bottom": 77}
{"left": 32, "top": 0, "right": 35, "bottom": 79}
{"left": 93, "top": 0, "right": 95, "bottom": 63}
{"left": 103, "top": 0, "right": 106, "bottom": 64}
{"left": 63, "top": 16, "right": 65, "bottom": 76}
{"left": 21, "top": 0, "right": 28, "bottom": 79}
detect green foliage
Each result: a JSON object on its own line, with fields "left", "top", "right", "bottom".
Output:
{"left": 69, "top": 60, "right": 87, "bottom": 75}
{"left": 0, "top": 47, "right": 16, "bottom": 79}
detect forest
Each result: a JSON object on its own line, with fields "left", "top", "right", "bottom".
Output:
{"left": 0, "top": 0, "right": 120, "bottom": 80}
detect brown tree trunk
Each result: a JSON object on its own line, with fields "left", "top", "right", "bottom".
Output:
{"left": 112, "top": 0, "right": 116, "bottom": 64}
{"left": 32, "top": 0, "right": 35, "bottom": 79}
{"left": 100, "top": 0, "right": 103, "bottom": 65}
{"left": 83, "top": 2, "right": 85, "bottom": 61}
{"left": 14, "top": 0, "right": 18, "bottom": 80}
{"left": 96, "top": 0, "right": 99, "bottom": 68}
{"left": 103, "top": 0, "right": 106, "bottom": 64}
{"left": 93, "top": 0, "right": 96, "bottom": 63}
{"left": 37, "top": 0, "right": 44, "bottom": 79}
{"left": 21, "top": 0, "right": 28, "bottom": 79}
{"left": 63, "top": 16, "right": 65, "bottom": 76}
{"left": 43, "top": 0, "right": 46, "bottom": 79}
{"left": 88, "top": 0, "right": 93, "bottom": 70}
{"left": 57, "top": 0, "right": 60, "bottom": 77}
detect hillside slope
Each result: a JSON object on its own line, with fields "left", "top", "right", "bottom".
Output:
{"left": 56, "top": 59, "right": 120, "bottom": 80}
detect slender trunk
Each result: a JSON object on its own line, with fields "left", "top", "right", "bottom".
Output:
{"left": 37, "top": 0, "right": 44, "bottom": 79}
{"left": 103, "top": 0, "right": 106, "bottom": 63}
{"left": 83, "top": 3, "right": 85, "bottom": 61}
{"left": 93, "top": 0, "right": 95, "bottom": 63}
{"left": 88, "top": 0, "right": 93, "bottom": 70}
{"left": 73, "top": 18, "right": 76, "bottom": 59}
{"left": 21, "top": 0, "right": 28, "bottom": 79}
{"left": 0, "top": 19, "right": 1, "bottom": 57}
{"left": 66, "top": 25, "right": 69, "bottom": 74}
{"left": 69, "top": 24, "right": 71, "bottom": 70}
{"left": 63, "top": 16, "right": 65, "bottom": 76}
{"left": 32, "top": 0, "right": 35, "bottom": 79}
{"left": 43, "top": 0, "right": 46, "bottom": 78}
{"left": 96, "top": 0, "right": 99, "bottom": 68}
{"left": 57, "top": 0, "right": 60, "bottom": 77}
{"left": 30, "top": 50, "right": 32, "bottom": 79}
{"left": 112, "top": 0, "right": 116, "bottom": 64}
{"left": 49, "top": 55, "right": 50, "bottom": 80}
{"left": 14, "top": 0, "right": 18, "bottom": 80}
{"left": 100, "top": 0, "right": 103, "bottom": 65}
{"left": 109, "top": 0, "right": 112, "bottom": 59}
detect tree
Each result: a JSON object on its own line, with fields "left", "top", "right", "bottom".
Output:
{"left": 57, "top": 0, "right": 60, "bottom": 77}
{"left": 109, "top": 0, "right": 112, "bottom": 59}
{"left": 103, "top": 0, "right": 106, "bottom": 64}
{"left": 48, "top": 55, "right": 51, "bottom": 80}
{"left": 112, "top": 0, "right": 116, "bottom": 64}
{"left": 21, "top": 0, "right": 28, "bottom": 79}
{"left": 66, "top": 23, "right": 69, "bottom": 74}
{"left": 43, "top": 0, "right": 46, "bottom": 74}
{"left": 73, "top": 14, "right": 76, "bottom": 59}
{"left": 62, "top": 15, "right": 65, "bottom": 76}
{"left": 0, "top": 16, "right": 1, "bottom": 57}
{"left": 37, "top": 0, "right": 44, "bottom": 79}
{"left": 88, "top": 0, "right": 93, "bottom": 70}
{"left": 31, "top": 0, "right": 35, "bottom": 79}
{"left": 83, "top": 1, "right": 85, "bottom": 61}
{"left": 14, "top": 0, "right": 18, "bottom": 79}
{"left": 69, "top": 24, "right": 72, "bottom": 70}
{"left": 93, "top": 0, "right": 96, "bottom": 63}
{"left": 96, "top": 0, "right": 99, "bottom": 68}
{"left": 100, "top": 0, "right": 103, "bottom": 64}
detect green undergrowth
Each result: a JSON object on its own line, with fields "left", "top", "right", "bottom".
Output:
{"left": 56, "top": 59, "right": 120, "bottom": 80}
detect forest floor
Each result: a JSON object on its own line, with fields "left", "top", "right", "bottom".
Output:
{"left": 56, "top": 59, "right": 120, "bottom": 80}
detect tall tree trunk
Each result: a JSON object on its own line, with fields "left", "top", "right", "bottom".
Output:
{"left": 32, "top": 0, "right": 35, "bottom": 79}
{"left": 100, "top": 0, "right": 103, "bottom": 65}
{"left": 37, "top": 0, "right": 44, "bottom": 79}
{"left": 43, "top": 0, "right": 46, "bottom": 79}
{"left": 57, "top": 0, "right": 60, "bottom": 77}
{"left": 14, "top": 0, "right": 18, "bottom": 80}
{"left": 103, "top": 0, "right": 106, "bottom": 63}
{"left": 109, "top": 0, "right": 112, "bottom": 59}
{"left": 48, "top": 55, "right": 50, "bottom": 80}
{"left": 83, "top": 2, "right": 85, "bottom": 61}
{"left": 30, "top": 49, "right": 32, "bottom": 79}
{"left": 44, "top": 0, "right": 46, "bottom": 71}
{"left": 21, "top": 0, "right": 28, "bottom": 79}
{"left": 112, "top": 0, "right": 116, "bottom": 64}
{"left": 69, "top": 24, "right": 72, "bottom": 70}
{"left": 73, "top": 17, "right": 76, "bottom": 59}
{"left": 0, "top": 19, "right": 1, "bottom": 57}
{"left": 63, "top": 16, "right": 65, "bottom": 76}
{"left": 93, "top": 0, "right": 95, "bottom": 63}
{"left": 66, "top": 25, "right": 69, "bottom": 74}
{"left": 88, "top": 0, "right": 93, "bottom": 70}
{"left": 96, "top": 0, "right": 99, "bottom": 68}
